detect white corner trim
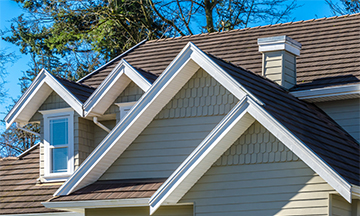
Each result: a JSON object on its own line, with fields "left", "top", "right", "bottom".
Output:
{"left": 76, "top": 39, "right": 147, "bottom": 83}
{"left": 352, "top": 184, "right": 360, "bottom": 199}
{"left": 4, "top": 69, "right": 83, "bottom": 129}
{"left": 246, "top": 97, "right": 352, "bottom": 202}
{"left": 290, "top": 83, "right": 360, "bottom": 102}
{"left": 83, "top": 59, "right": 151, "bottom": 117}
{"left": 42, "top": 198, "right": 150, "bottom": 211}
{"left": 149, "top": 96, "right": 254, "bottom": 214}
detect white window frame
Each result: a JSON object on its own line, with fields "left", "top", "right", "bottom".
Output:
{"left": 40, "top": 108, "right": 74, "bottom": 182}
{"left": 115, "top": 101, "right": 137, "bottom": 120}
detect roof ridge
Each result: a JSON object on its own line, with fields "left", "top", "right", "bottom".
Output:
{"left": 147, "top": 13, "right": 360, "bottom": 44}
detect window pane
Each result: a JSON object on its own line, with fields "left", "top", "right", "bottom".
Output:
{"left": 52, "top": 147, "right": 68, "bottom": 173}
{"left": 50, "top": 118, "right": 68, "bottom": 146}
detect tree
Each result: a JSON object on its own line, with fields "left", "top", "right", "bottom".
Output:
{"left": 326, "top": 0, "right": 360, "bottom": 15}
{"left": 148, "top": 0, "right": 298, "bottom": 36}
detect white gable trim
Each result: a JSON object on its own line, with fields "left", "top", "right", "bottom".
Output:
{"left": 54, "top": 42, "right": 258, "bottom": 197}
{"left": 83, "top": 59, "right": 151, "bottom": 117}
{"left": 149, "top": 95, "right": 353, "bottom": 214}
{"left": 4, "top": 69, "right": 83, "bottom": 129}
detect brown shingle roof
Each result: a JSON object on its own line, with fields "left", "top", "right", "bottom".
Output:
{"left": 51, "top": 178, "right": 166, "bottom": 202}
{"left": 79, "top": 14, "right": 360, "bottom": 89}
{"left": 208, "top": 53, "right": 360, "bottom": 185}
{"left": 0, "top": 145, "right": 64, "bottom": 215}
{"left": 55, "top": 76, "right": 96, "bottom": 103}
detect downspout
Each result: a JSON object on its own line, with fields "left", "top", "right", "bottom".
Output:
{"left": 16, "top": 123, "right": 40, "bottom": 137}
{"left": 93, "top": 117, "right": 111, "bottom": 133}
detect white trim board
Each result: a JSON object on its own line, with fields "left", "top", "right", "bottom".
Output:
{"left": 4, "top": 69, "right": 83, "bottom": 129}
{"left": 290, "top": 83, "right": 360, "bottom": 102}
{"left": 83, "top": 59, "right": 151, "bottom": 117}
{"left": 1, "top": 212, "right": 83, "bottom": 216}
{"left": 52, "top": 42, "right": 352, "bottom": 213}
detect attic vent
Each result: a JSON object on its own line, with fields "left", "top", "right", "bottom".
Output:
{"left": 258, "top": 35, "right": 302, "bottom": 89}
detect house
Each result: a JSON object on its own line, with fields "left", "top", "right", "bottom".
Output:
{"left": 1, "top": 13, "right": 359, "bottom": 216}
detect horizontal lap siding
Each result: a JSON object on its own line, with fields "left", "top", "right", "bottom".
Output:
{"left": 85, "top": 206, "right": 193, "bottom": 216}
{"left": 316, "top": 98, "right": 360, "bottom": 142}
{"left": 331, "top": 195, "right": 351, "bottom": 216}
{"left": 181, "top": 121, "right": 335, "bottom": 216}
{"left": 99, "top": 115, "right": 224, "bottom": 180}
{"left": 100, "top": 68, "right": 237, "bottom": 180}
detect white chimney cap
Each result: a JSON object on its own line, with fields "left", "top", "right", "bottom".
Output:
{"left": 258, "top": 35, "right": 302, "bottom": 56}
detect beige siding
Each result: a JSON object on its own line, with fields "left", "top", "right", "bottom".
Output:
{"left": 85, "top": 205, "right": 193, "bottom": 216}
{"left": 100, "top": 68, "right": 238, "bottom": 180}
{"left": 181, "top": 121, "right": 336, "bottom": 216}
{"left": 263, "top": 50, "right": 296, "bottom": 89}
{"left": 316, "top": 98, "right": 360, "bottom": 142}
{"left": 331, "top": 195, "right": 351, "bottom": 216}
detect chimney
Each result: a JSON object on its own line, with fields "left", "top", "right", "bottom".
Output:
{"left": 257, "top": 35, "right": 302, "bottom": 89}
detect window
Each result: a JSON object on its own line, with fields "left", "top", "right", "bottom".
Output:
{"left": 40, "top": 108, "right": 74, "bottom": 181}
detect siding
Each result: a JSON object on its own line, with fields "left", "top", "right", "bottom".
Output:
{"left": 100, "top": 68, "right": 238, "bottom": 180}
{"left": 316, "top": 98, "right": 360, "bottom": 142}
{"left": 331, "top": 195, "right": 351, "bottom": 216}
{"left": 85, "top": 205, "right": 193, "bottom": 216}
{"left": 104, "top": 81, "right": 144, "bottom": 121}
{"left": 94, "top": 120, "right": 116, "bottom": 146}
{"left": 181, "top": 121, "right": 336, "bottom": 216}
{"left": 75, "top": 118, "right": 95, "bottom": 169}
{"left": 263, "top": 50, "right": 296, "bottom": 89}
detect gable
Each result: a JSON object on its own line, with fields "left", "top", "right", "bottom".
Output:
{"left": 100, "top": 68, "right": 238, "bottom": 180}
{"left": 180, "top": 121, "right": 336, "bottom": 216}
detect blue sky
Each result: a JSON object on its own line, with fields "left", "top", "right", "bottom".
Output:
{"left": 0, "top": 0, "right": 335, "bottom": 131}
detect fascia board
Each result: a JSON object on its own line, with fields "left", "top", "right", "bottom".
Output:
{"left": 43, "top": 70, "right": 83, "bottom": 117}
{"left": 83, "top": 60, "right": 128, "bottom": 116}
{"left": 54, "top": 44, "right": 200, "bottom": 197}
{"left": 5, "top": 69, "right": 83, "bottom": 129}
{"left": 187, "top": 42, "right": 264, "bottom": 105}
{"left": 4, "top": 70, "right": 47, "bottom": 129}
{"left": 122, "top": 60, "right": 152, "bottom": 91}
{"left": 246, "top": 97, "right": 352, "bottom": 202}
{"left": 76, "top": 39, "right": 147, "bottom": 83}
{"left": 149, "top": 96, "right": 255, "bottom": 214}
{"left": 83, "top": 60, "right": 151, "bottom": 117}
{"left": 290, "top": 83, "right": 360, "bottom": 101}
{"left": 42, "top": 198, "right": 150, "bottom": 210}
{"left": 352, "top": 184, "right": 360, "bottom": 199}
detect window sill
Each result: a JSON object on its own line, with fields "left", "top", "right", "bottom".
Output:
{"left": 41, "top": 173, "right": 72, "bottom": 183}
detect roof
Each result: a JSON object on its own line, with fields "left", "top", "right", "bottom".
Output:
{"left": 51, "top": 178, "right": 166, "bottom": 202}
{"left": 209, "top": 54, "right": 360, "bottom": 185}
{"left": 0, "top": 145, "right": 63, "bottom": 215}
{"left": 55, "top": 76, "right": 96, "bottom": 103}
{"left": 79, "top": 14, "right": 360, "bottom": 89}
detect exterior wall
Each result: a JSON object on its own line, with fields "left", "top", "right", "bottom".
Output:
{"left": 316, "top": 98, "right": 360, "bottom": 143}
{"left": 75, "top": 117, "right": 95, "bottom": 169}
{"left": 331, "top": 195, "right": 351, "bottom": 216}
{"left": 104, "top": 81, "right": 144, "bottom": 122}
{"left": 100, "top": 68, "right": 238, "bottom": 180}
{"left": 180, "top": 121, "right": 336, "bottom": 216}
{"left": 94, "top": 120, "right": 116, "bottom": 146}
{"left": 263, "top": 50, "right": 296, "bottom": 89}
{"left": 85, "top": 205, "right": 193, "bottom": 216}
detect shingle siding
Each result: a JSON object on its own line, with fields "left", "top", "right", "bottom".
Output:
{"left": 85, "top": 206, "right": 193, "bottom": 216}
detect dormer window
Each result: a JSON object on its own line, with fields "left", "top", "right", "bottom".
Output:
{"left": 40, "top": 108, "right": 74, "bottom": 182}
{"left": 115, "top": 101, "right": 137, "bottom": 121}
